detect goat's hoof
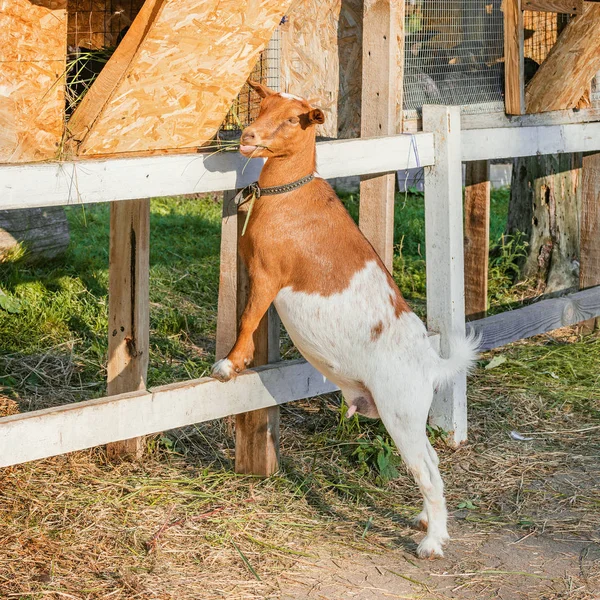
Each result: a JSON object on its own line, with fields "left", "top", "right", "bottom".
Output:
{"left": 417, "top": 537, "right": 445, "bottom": 559}
{"left": 412, "top": 512, "right": 428, "bottom": 531}
{"left": 211, "top": 359, "right": 236, "bottom": 382}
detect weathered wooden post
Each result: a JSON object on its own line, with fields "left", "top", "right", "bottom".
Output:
{"left": 216, "top": 191, "right": 280, "bottom": 476}
{"left": 423, "top": 105, "right": 468, "bottom": 446}
{"left": 359, "top": 0, "right": 403, "bottom": 272}
{"left": 106, "top": 198, "right": 150, "bottom": 460}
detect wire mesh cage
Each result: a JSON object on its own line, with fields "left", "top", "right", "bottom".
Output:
{"left": 66, "top": 0, "right": 143, "bottom": 115}
{"left": 219, "top": 28, "right": 281, "bottom": 137}
{"left": 403, "top": 0, "right": 505, "bottom": 119}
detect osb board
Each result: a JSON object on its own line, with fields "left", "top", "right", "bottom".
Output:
{"left": 281, "top": 0, "right": 403, "bottom": 140}
{"left": 76, "top": 0, "right": 293, "bottom": 156}
{"left": 0, "top": 0, "right": 67, "bottom": 163}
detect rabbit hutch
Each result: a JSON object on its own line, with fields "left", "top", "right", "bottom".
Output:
{"left": 0, "top": 0, "right": 600, "bottom": 471}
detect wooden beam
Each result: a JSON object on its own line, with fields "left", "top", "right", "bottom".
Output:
{"left": 0, "top": 134, "right": 435, "bottom": 211}
{"left": 72, "top": 0, "right": 293, "bottom": 156}
{"left": 461, "top": 121, "right": 600, "bottom": 161}
{"left": 0, "top": 359, "right": 338, "bottom": 469}
{"left": 106, "top": 199, "right": 150, "bottom": 460}
{"left": 464, "top": 161, "right": 491, "bottom": 318}
{"left": 234, "top": 204, "right": 280, "bottom": 477}
{"left": 359, "top": 0, "right": 403, "bottom": 272}
{"left": 461, "top": 107, "right": 600, "bottom": 130}
{"left": 67, "top": 0, "right": 165, "bottom": 151}
{"left": 423, "top": 105, "right": 467, "bottom": 446}
{"left": 580, "top": 153, "right": 600, "bottom": 332}
{"left": 522, "top": 0, "right": 583, "bottom": 12}
{"left": 467, "top": 286, "right": 600, "bottom": 350}
{"left": 504, "top": 0, "right": 525, "bottom": 115}
{"left": 526, "top": 3, "right": 600, "bottom": 113}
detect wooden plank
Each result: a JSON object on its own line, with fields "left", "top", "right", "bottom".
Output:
{"left": 358, "top": 0, "right": 403, "bottom": 272}
{"left": 67, "top": 0, "right": 165, "bottom": 151}
{"left": 0, "top": 359, "right": 338, "bottom": 469}
{"left": 106, "top": 199, "right": 150, "bottom": 460}
{"left": 0, "top": 133, "right": 435, "bottom": 210}
{"left": 73, "top": 0, "right": 292, "bottom": 156}
{"left": 461, "top": 121, "right": 600, "bottom": 161}
{"left": 522, "top": 0, "right": 583, "bottom": 12}
{"left": 503, "top": 0, "right": 525, "bottom": 115}
{"left": 234, "top": 204, "right": 280, "bottom": 477}
{"left": 467, "top": 286, "right": 600, "bottom": 350}
{"left": 0, "top": 0, "right": 67, "bottom": 162}
{"left": 464, "top": 161, "right": 491, "bottom": 318}
{"left": 526, "top": 4, "right": 600, "bottom": 113}
{"left": 423, "top": 105, "right": 467, "bottom": 446}
{"left": 461, "top": 107, "right": 600, "bottom": 130}
{"left": 580, "top": 152, "right": 600, "bottom": 332}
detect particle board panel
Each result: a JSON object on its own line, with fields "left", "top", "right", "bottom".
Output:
{"left": 76, "top": 0, "right": 292, "bottom": 156}
{"left": 526, "top": 3, "right": 600, "bottom": 113}
{"left": 0, "top": 0, "right": 67, "bottom": 163}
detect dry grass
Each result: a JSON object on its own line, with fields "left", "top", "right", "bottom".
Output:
{"left": 0, "top": 329, "right": 599, "bottom": 599}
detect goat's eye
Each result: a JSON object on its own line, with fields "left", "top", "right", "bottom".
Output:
{"left": 288, "top": 116, "right": 300, "bottom": 125}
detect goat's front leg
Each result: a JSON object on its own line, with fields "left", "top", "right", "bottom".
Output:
{"left": 211, "top": 275, "right": 278, "bottom": 382}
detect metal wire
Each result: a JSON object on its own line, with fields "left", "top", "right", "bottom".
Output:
{"left": 403, "top": 0, "right": 504, "bottom": 118}
{"left": 220, "top": 28, "right": 282, "bottom": 135}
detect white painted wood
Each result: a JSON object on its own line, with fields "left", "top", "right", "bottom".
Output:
{"left": 423, "top": 105, "right": 467, "bottom": 446}
{"left": 461, "top": 107, "right": 600, "bottom": 130}
{"left": 461, "top": 122, "right": 600, "bottom": 161}
{"left": 0, "top": 134, "right": 434, "bottom": 211}
{"left": 0, "top": 359, "right": 338, "bottom": 468}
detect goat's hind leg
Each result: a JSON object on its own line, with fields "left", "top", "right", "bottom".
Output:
{"left": 373, "top": 384, "right": 449, "bottom": 558}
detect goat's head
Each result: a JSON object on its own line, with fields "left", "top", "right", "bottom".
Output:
{"left": 239, "top": 81, "right": 325, "bottom": 159}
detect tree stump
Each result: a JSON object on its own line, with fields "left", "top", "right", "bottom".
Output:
{"left": 507, "top": 153, "right": 581, "bottom": 294}
{"left": 0, "top": 207, "right": 70, "bottom": 261}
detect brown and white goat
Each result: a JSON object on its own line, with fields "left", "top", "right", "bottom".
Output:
{"left": 212, "top": 81, "right": 478, "bottom": 558}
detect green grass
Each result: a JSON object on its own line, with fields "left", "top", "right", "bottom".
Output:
{"left": 0, "top": 186, "right": 545, "bottom": 408}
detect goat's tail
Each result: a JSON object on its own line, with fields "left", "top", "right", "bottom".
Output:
{"left": 432, "top": 330, "right": 480, "bottom": 386}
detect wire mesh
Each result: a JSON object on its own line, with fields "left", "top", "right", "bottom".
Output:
{"left": 66, "top": 0, "right": 143, "bottom": 116}
{"left": 220, "top": 28, "right": 282, "bottom": 136}
{"left": 403, "top": 0, "right": 504, "bottom": 118}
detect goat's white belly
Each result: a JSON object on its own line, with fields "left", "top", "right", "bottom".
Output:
{"left": 274, "top": 260, "right": 425, "bottom": 386}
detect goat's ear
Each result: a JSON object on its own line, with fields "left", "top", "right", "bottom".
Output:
{"left": 307, "top": 108, "right": 325, "bottom": 125}
{"left": 248, "top": 80, "right": 276, "bottom": 98}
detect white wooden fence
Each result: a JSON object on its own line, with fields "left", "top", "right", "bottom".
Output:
{"left": 1, "top": 105, "right": 600, "bottom": 467}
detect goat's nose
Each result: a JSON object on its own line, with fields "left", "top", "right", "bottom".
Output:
{"left": 241, "top": 129, "right": 256, "bottom": 144}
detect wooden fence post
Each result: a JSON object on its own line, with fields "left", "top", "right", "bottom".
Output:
{"left": 359, "top": 0, "right": 403, "bottom": 272}
{"left": 504, "top": 0, "right": 525, "bottom": 115}
{"left": 423, "top": 105, "right": 468, "bottom": 446}
{"left": 580, "top": 152, "right": 600, "bottom": 333}
{"left": 106, "top": 198, "right": 150, "bottom": 460}
{"left": 464, "top": 161, "right": 491, "bottom": 318}
{"left": 216, "top": 191, "right": 280, "bottom": 476}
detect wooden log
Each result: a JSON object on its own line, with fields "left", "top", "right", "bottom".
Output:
{"left": 72, "top": 0, "right": 292, "bottom": 156}
{"left": 423, "top": 105, "right": 468, "bottom": 446}
{"left": 358, "top": 0, "right": 403, "bottom": 272}
{"left": 526, "top": 3, "right": 600, "bottom": 113}
{"left": 0, "top": 359, "right": 338, "bottom": 469}
{"left": 106, "top": 199, "right": 150, "bottom": 460}
{"left": 503, "top": 0, "right": 525, "bottom": 115}
{"left": 522, "top": 0, "right": 583, "bottom": 12}
{"left": 580, "top": 152, "right": 600, "bottom": 332}
{"left": 467, "top": 286, "right": 600, "bottom": 350}
{"left": 0, "top": 207, "right": 70, "bottom": 260}
{"left": 464, "top": 161, "right": 491, "bottom": 318}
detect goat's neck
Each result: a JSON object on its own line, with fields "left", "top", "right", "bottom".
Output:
{"left": 258, "top": 144, "right": 316, "bottom": 189}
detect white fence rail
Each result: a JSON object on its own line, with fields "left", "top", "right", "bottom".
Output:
{"left": 1, "top": 109, "right": 599, "bottom": 467}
